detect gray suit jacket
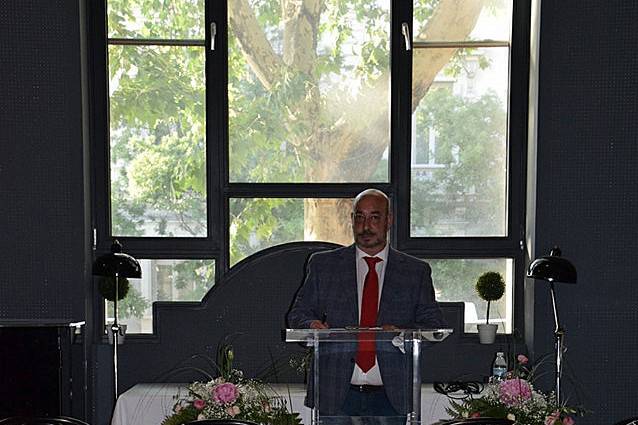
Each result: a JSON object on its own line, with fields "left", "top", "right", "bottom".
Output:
{"left": 287, "top": 244, "right": 445, "bottom": 414}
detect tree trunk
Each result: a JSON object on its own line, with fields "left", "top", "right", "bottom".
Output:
{"left": 304, "top": 198, "right": 353, "bottom": 246}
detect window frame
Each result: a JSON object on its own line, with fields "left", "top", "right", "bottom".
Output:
{"left": 88, "top": 0, "right": 530, "bottom": 336}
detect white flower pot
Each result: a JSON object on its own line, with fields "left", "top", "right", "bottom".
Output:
{"left": 477, "top": 323, "right": 497, "bottom": 344}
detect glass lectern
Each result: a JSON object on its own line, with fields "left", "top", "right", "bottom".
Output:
{"left": 285, "top": 328, "right": 452, "bottom": 425}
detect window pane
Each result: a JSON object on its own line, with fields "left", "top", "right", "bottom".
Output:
{"left": 410, "top": 47, "right": 508, "bottom": 237}
{"left": 427, "top": 258, "right": 513, "bottom": 333}
{"left": 228, "top": 1, "right": 390, "bottom": 183}
{"left": 229, "top": 198, "right": 353, "bottom": 265}
{"left": 105, "top": 259, "right": 215, "bottom": 334}
{"left": 107, "top": 0, "right": 204, "bottom": 39}
{"left": 413, "top": 1, "right": 512, "bottom": 42}
{"left": 108, "top": 45, "right": 206, "bottom": 237}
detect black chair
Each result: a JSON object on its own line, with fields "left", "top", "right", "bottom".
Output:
{"left": 184, "top": 421, "right": 259, "bottom": 425}
{"left": 440, "top": 419, "right": 514, "bottom": 425}
{"left": 0, "top": 418, "right": 90, "bottom": 425}
{"left": 614, "top": 418, "right": 638, "bottom": 425}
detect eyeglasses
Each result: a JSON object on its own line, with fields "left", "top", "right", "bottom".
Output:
{"left": 352, "top": 213, "right": 385, "bottom": 224}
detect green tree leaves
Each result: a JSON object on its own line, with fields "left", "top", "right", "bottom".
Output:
{"left": 411, "top": 87, "right": 506, "bottom": 237}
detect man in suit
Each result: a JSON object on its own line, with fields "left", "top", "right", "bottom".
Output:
{"left": 287, "top": 189, "right": 445, "bottom": 423}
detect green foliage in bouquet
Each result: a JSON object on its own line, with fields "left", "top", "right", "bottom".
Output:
{"left": 161, "top": 407, "right": 197, "bottom": 425}
{"left": 446, "top": 354, "right": 583, "bottom": 425}
{"left": 288, "top": 348, "right": 313, "bottom": 377}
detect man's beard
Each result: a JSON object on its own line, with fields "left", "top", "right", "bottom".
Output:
{"left": 355, "top": 231, "right": 384, "bottom": 247}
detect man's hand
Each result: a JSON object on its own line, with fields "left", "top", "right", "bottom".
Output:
{"left": 310, "top": 320, "right": 329, "bottom": 329}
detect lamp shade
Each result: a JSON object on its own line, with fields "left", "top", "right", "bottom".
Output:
{"left": 93, "top": 240, "right": 141, "bottom": 278}
{"left": 526, "top": 246, "right": 576, "bottom": 284}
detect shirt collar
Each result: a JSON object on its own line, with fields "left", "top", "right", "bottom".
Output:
{"left": 355, "top": 243, "right": 389, "bottom": 263}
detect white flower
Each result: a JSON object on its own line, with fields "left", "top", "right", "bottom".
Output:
{"left": 226, "top": 405, "right": 241, "bottom": 417}
{"left": 507, "top": 413, "right": 516, "bottom": 421}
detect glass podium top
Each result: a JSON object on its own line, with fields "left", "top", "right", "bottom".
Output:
{"left": 285, "top": 328, "right": 453, "bottom": 343}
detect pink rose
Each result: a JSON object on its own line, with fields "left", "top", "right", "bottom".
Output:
{"left": 226, "top": 405, "right": 241, "bottom": 417}
{"left": 212, "top": 382, "right": 239, "bottom": 404}
{"left": 498, "top": 378, "right": 532, "bottom": 406}
{"left": 193, "top": 399, "right": 206, "bottom": 410}
{"left": 470, "top": 412, "right": 481, "bottom": 418}
{"left": 545, "top": 410, "right": 560, "bottom": 425}
{"left": 517, "top": 354, "right": 529, "bottom": 364}
{"left": 562, "top": 416, "right": 575, "bottom": 425}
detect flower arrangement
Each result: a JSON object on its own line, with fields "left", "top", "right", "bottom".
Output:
{"left": 162, "top": 369, "right": 301, "bottom": 425}
{"left": 445, "top": 354, "right": 582, "bottom": 425}
{"left": 162, "top": 339, "right": 301, "bottom": 425}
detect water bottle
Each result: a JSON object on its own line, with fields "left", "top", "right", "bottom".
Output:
{"left": 491, "top": 352, "right": 508, "bottom": 382}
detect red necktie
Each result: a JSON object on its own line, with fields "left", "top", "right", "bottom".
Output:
{"left": 356, "top": 256, "right": 382, "bottom": 372}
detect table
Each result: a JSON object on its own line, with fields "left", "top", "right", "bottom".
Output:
{"left": 111, "top": 383, "right": 452, "bottom": 425}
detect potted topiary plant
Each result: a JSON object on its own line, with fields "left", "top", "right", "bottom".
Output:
{"left": 475, "top": 271, "right": 506, "bottom": 344}
{"left": 98, "top": 276, "right": 130, "bottom": 302}
{"left": 98, "top": 276, "right": 130, "bottom": 344}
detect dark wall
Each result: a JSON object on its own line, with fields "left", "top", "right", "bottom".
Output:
{"left": 534, "top": 1, "right": 638, "bottom": 424}
{"left": 0, "top": 0, "right": 88, "bottom": 322}
{"left": 0, "top": 0, "right": 90, "bottom": 420}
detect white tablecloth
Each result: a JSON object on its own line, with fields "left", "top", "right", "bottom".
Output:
{"left": 111, "top": 383, "right": 452, "bottom": 425}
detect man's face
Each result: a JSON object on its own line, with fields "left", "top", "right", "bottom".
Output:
{"left": 352, "top": 194, "right": 392, "bottom": 255}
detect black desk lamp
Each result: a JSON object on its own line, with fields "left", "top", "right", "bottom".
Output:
{"left": 526, "top": 246, "right": 576, "bottom": 405}
{"left": 92, "top": 239, "right": 141, "bottom": 399}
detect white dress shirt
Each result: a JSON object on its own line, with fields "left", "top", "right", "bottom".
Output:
{"left": 351, "top": 244, "right": 389, "bottom": 386}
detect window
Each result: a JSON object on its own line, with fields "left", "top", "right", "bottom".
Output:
{"left": 105, "top": 259, "right": 215, "bottom": 333}
{"left": 229, "top": 198, "right": 353, "bottom": 266}
{"left": 404, "top": 0, "right": 526, "bottom": 333}
{"left": 106, "top": 0, "right": 207, "bottom": 238}
{"left": 410, "top": 3, "right": 512, "bottom": 238}
{"left": 92, "top": 1, "right": 528, "bottom": 334}
{"left": 228, "top": 1, "right": 391, "bottom": 184}
{"left": 428, "top": 258, "right": 514, "bottom": 334}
